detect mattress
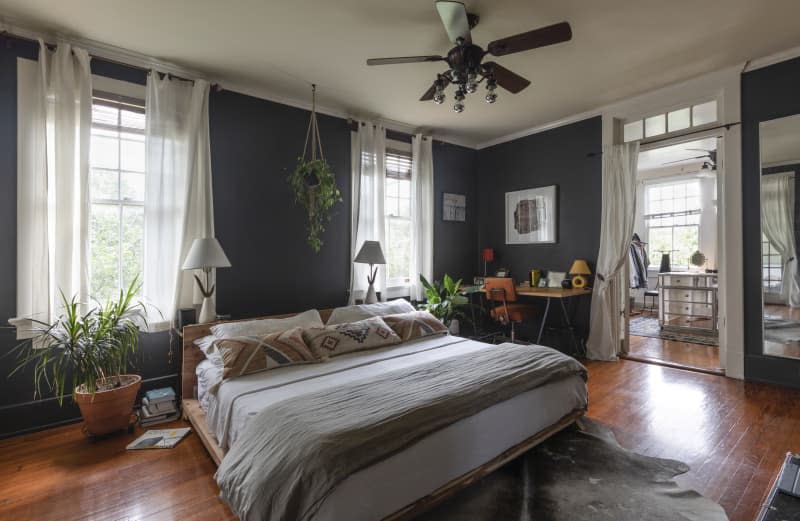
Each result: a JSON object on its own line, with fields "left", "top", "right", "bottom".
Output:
{"left": 201, "top": 335, "right": 587, "bottom": 521}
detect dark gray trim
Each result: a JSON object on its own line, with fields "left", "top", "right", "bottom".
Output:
{"left": 741, "top": 55, "right": 800, "bottom": 388}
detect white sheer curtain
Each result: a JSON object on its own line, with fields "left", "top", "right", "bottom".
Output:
{"left": 761, "top": 172, "right": 800, "bottom": 307}
{"left": 349, "top": 123, "right": 386, "bottom": 304}
{"left": 586, "top": 142, "right": 639, "bottom": 360}
{"left": 143, "top": 73, "right": 214, "bottom": 330}
{"left": 16, "top": 40, "right": 92, "bottom": 330}
{"left": 410, "top": 134, "right": 434, "bottom": 301}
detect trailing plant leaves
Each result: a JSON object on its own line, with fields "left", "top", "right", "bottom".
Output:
{"left": 288, "top": 158, "right": 343, "bottom": 253}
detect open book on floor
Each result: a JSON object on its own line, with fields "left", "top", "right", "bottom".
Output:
{"left": 126, "top": 427, "right": 191, "bottom": 450}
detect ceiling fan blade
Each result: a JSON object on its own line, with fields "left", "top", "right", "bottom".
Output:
{"left": 483, "top": 62, "right": 531, "bottom": 94}
{"left": 367, "top": 55, "right": 445, "bottom": 66}
{"left": 661, "top": 155, "right": 709, "bottom": 165}
{"left": 420, "top": 83, "right": 437, "bottom": 101}
{"left": 435, "top": 1, "right": 472, "bottom": 44}
{"left": 487, "top": 21, "right": 572, "bottom": 57}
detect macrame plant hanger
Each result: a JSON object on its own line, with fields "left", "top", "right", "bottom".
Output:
{"left": 301, "top": 84, "right": 325, "bottom": 211}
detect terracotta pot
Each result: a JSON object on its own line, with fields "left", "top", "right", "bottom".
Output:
{"left": 73, "top": 374, "right": 141, "bottom": 436}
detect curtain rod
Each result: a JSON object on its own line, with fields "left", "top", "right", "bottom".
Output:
{"left": 585, "top": 121, "right": 741, "bottom": 157}
{"left": 347, "top": 119, "right": 430, "bottom": 141}
{"left": 0, "top": 30, "right": 222, "bottom": 91}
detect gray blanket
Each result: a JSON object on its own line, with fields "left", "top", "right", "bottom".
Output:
{"left": 215, "top": 343, "right": 587, "bottom": 521}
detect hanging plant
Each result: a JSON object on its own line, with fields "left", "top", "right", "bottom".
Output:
{"left": 288, "top": 84, "right": 342, "bottom": 253}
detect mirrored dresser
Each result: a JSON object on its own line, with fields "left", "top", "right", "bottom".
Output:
{"left": 658, "top": 272, "right": 719, "bottom": 336}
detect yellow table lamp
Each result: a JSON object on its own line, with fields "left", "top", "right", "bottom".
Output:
{"left": 569, "top": 259, "right": 592, "bottom": 288}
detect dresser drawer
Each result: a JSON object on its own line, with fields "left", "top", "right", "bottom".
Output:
{"left": 663, "top": 288, "right": 714, "bottom": 303}
{"left": 663, "top": 302, "right": 713, "bottom": 317}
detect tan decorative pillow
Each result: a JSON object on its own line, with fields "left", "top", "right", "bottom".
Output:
{"left": 215, "top": 327, "right": 317, "bottom": 380}
{"left": 303, "top": 316, "right": 401, "bottom": 359}
{"left": 382, "top": 311, "right": 449, "bottom": 341}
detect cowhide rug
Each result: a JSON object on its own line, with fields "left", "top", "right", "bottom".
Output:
{"left": 419, "top": 419, "right": 728, "bottom": 521}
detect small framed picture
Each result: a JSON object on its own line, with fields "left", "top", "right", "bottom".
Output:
{"left": 442, "top": 193, "right": 466, "bottom": 222}
{"left": 473, "top": 276, "right": 485, "bottom": 286}
{"left": 495, "top": 268, "right": 509, "bottom": 278}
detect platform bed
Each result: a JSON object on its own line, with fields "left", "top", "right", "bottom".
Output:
{"left": 180, "top": 310, "right": 586, "bottom": 521}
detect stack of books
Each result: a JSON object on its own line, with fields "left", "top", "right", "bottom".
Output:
{"left": 139, "top": 387, "right": 180, "bottom": 427}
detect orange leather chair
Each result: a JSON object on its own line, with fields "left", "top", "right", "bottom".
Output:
{"left": 484, "top": 277, "right": 541, "bottom": 343}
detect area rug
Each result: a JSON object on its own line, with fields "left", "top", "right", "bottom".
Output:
{"left": 420, "top": 419, "right": 728, "bottom": 521}
{"left": 629, "top": 316, "right": 719, "bottom": 346}
{"left": 764, "top": 319, "right": 800, "bottom": 343}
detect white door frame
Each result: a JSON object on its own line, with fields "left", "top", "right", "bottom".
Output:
{"left": 619, "top": 128, "right": 727, "bottom": 369}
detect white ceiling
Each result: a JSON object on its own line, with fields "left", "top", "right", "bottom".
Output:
{"left": 2, "top": 0, "right": 800, "bottom": 147}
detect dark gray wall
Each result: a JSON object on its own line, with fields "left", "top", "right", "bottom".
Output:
{"left": 742, "top": 57, "right": 800, "bottom": 389}
{"left": 476, "top": 116, "right": 603, "bottom": 342}
{"left": 0, "top": 36, "right": 479, "bottom": 437}
{"left": 433, "top": 141, "right": 479, "bottom": 282}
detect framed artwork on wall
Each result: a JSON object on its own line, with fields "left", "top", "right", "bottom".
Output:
{"left": 505, "top": 185, "right": 557, "bottom": 244}
{"left": 442, "top": 192, "right": 466, "bottom": 222}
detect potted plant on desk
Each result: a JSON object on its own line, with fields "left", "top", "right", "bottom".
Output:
{"left": 10, "top": 278, "right": 148, "bottom": 437}
{"left": 418, "top": 274, "right": 469, "bottom": 334}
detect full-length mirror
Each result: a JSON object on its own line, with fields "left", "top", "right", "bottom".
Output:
{"left": 760, "top": 114, "right": 800, "bottom": 359}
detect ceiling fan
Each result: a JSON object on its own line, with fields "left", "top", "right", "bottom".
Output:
{"left": 662, "top": 149, "right": 717, "bottom": 171}
{"left": 366, "top": 1, "right": 572, "bottom": 113}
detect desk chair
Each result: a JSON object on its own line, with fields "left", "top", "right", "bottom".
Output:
{"left": 484, "top": 277, "right": 541, "bottom": 343}
{"left": 643, "top": 280, "right": 659, "bottom": 314}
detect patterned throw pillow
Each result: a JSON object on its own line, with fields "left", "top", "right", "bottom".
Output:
{"left": 382, "top": 311, "right": 449, "bottom": 341}
{"left": 303, "top": 316, "right": 401, "bottom": 359}
{"left": 215, "top": 327, "right": 317, "bottom": 380}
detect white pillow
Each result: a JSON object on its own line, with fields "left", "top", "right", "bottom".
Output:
{"left": 193, "top": 335, "right": 224, "bottom": 365}
{"left": 210, "top": 309, "right": 324, "bottom": 338}
{"left": 326, "top": 300, "right": 415, "bottom": 325}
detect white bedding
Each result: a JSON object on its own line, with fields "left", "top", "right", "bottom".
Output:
{"left": 201, "top": 335, "right": 587, "bottom": 521}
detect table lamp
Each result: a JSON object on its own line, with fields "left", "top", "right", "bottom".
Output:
{"left": 182, "top": 238, "right": 232, "bottom": 323}
{"left": 569, "top": 259, "right": 591, "bottom": 289}
{"left": 482, "top": 248, "right": 494, "bottom": 277}
{"left": 354, "top": 241, "right": 386, "bottom": 304}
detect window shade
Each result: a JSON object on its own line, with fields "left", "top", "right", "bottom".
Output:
{"left": 386, "top": 149, "right": 412, "bottom": 180}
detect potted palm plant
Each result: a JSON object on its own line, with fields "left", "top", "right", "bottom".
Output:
{"left": 11, "top": 278, "right": 147, "bottom": 437}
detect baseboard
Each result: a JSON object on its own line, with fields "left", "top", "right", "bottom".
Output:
{"left": 0, "top": 373, "right": 179, "bottom": 439}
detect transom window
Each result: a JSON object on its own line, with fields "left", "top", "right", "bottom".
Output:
{"left": 89, "top": 93, "right": 146, "bottom": 302}
{"left": 385, "top": 146, "right": 412, "bottom": 287}
{"left": 645, "top": 180, "right": 701, "bottom": 269}
{"left": 623, "top": 100, "right": 718, "bottom": 143}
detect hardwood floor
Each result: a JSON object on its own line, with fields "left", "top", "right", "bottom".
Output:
{"left": 627, "top": 333, "right": 722, "bottom": 373}
{"left": 2, "top": 361, "right": 798, "bottom": 521}
{"left": 586, "top": 359, "right": 800, "bottom": 521}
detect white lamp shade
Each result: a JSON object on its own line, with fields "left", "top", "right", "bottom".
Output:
{"left": 354, "top": 240, "right": 386, "bottom": 265}
{"left": 182, "top": 238, "right": 232, "bottom": 270}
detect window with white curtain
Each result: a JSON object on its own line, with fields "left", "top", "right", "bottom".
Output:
{"left": 384, "top": 142, "right": 413, "bottom": 288}
{"left": 645, "top": 179, "right": 701, "bottom": 269}
{"left": 89, "top": 93, "right": 146, "bottom": 302}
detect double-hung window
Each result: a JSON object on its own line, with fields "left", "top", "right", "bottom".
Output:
{"left": 384, "top": 144, "right": 413, "bottom": 288}
{"left": 762, "top": 235, "right": 783, "bottom": 293}
{"left": 645, "top": 179, "right": 701, "bottom": 269}
{"left": 89, "top": 92, "right": 146, "bottom": 302}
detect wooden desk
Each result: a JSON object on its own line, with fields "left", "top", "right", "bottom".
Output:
{"left": 481, "top": 285, "right": 592, "bottom": 354}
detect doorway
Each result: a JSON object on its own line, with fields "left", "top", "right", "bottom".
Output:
{"left": 624, "top": 137, "right": 724, "bottom": 374}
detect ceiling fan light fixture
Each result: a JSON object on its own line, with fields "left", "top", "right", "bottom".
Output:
{"left": 453, "top": 101, "right": 465, "bottom": 113}
{"left": 485, "top": 91, "right": 497, "bottom": 104}
{"left": 433, "top": 91, "right": 446, "bottom": 104}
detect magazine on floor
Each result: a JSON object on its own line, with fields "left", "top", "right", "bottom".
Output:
{"left": 126, "top": 427, "right": 191, "bottom": 450}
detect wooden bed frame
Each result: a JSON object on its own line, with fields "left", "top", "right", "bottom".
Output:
{"left": 181, "top": 310, "right": 586, "bottom": 521}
